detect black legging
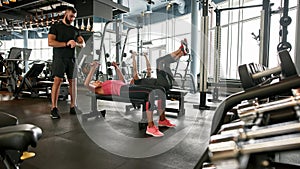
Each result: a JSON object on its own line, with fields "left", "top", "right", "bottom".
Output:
{"left": 134, "top": 75, "right": 172, "bottom": 91}
{"left": 156, "top": 54, "right": 176, "bottom": 76}
{"left": 120, "top": 85, "right": 166, "bottom": 111}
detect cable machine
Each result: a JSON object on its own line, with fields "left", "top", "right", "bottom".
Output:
{"left": 195, "top": 0, "right": 274, "bottom": 110}
{"left": 277, "top": 0, "right": 292, "bottom": 52}
{"left": 96, "top": 19, "right": 137, "bottom": 81}
{"left": 194, "top": 0, "right": 210, "bottom": 110}
{"left": 210, "top": 3, "right": 265, "bottom": 103}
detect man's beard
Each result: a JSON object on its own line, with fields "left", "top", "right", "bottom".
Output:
{"left": 64, "top": 17, "right": 71, "bottom": 25}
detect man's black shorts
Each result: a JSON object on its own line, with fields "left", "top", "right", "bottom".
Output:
{"left": 52, "top": 57, "right": 77, "bottom": 79}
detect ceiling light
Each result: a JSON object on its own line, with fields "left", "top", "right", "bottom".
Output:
{"left": 80, "top": 18, "right": 85, "bottom": 30}
{"left": 3, "top": 18, "right": 8, "bottom": 25}
{"left": 166, "top": 3, "right": 172, "bottom": 11}
{"left": 23, "top": 21, "right": 27, "bottom": 29}
{"left": 0, "top": 0, "right": 16, "bottom": 7}
{"left": 145, "top": 4, "right": 152, "bottom": 14}
{"left": 2, "top": 0, "right": 9, "bottom": 5}
{"left": 86, "top": 18, "right": 91, "bottom": 31}
{"left": 75, "top": 19, "right": 79, "bottom": 29}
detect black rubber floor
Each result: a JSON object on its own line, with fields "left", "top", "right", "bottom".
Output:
{"left": 0, "top": 87, "right": 216, "bottom": 169}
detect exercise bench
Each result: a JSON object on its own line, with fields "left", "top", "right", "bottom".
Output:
{"left": 82, "top": 93, "right": 150, "bottom": 129}
{"left": 82, "top": 89, "right": 187, "bottom": 129}
{"left": 165, "top": 89, "right": 187, "bottom": 117}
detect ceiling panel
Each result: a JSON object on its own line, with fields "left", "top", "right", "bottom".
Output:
{"left": 0, "top": 0, "right": 192, "bottom": 34}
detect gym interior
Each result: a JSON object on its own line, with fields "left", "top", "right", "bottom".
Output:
{"left": 1, "top": 0, "right": 300, "bottom": 169}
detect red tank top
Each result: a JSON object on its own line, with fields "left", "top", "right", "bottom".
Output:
{"left": 101, "top": 80, "right": 125, "bottom": 96}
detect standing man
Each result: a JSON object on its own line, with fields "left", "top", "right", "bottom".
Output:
{"left": 48, "top": 6, "right": 85, "bottom": 119}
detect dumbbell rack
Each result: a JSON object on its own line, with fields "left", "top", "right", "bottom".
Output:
{"left": 206, "top": 89, "right": 300, "bottom": 169}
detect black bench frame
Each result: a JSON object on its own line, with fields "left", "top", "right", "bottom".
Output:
{"left": 82, "top": 94, "right": 149, "bottom": 129}
{"left": 81, "top": 89, "right": 187, "bottom": 129}
{"left": 165, "top": 89, "right": 186, "bottom": 116}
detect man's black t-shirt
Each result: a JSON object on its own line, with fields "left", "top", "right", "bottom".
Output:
{"left": 49, "top": 21, "right": 80, "bottom": 59}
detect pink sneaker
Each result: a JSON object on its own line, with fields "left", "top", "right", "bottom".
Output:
{"left": 158, "top": 119, "right": 176, "bottom": 128}
{"left": 146, "top": 126, "right": 164, "bottom": 137}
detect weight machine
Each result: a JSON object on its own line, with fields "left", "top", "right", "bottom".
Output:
{"left": 0, "top": 47, "right": 32, "bottom": 93}
{"left": 196, "top": 0, "right": 291, "bottom": 109}
{"left": 209, "top": 3, "right": 266, "bottom": 103}
{"left": 173, "top": 53, "right": 197, "bottom": 93}
{"left": 95, "top": 19, "right": 138, "bottom": 82}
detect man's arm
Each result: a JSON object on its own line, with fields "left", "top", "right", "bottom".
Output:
{"left": 48, "top": 34, "right": 85, "bottom": 48}
{"left": 76, "top": 35, "right": 86, "bottom": 48}
{"left": 48, "top": 34, "right": 67, "bottom": 47}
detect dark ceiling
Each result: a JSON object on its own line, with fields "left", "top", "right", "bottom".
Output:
{"left": 0, "top": 0, "right": 74, "bottom": 27}
{"left": 0, "top": 0, "right": 226, "bottom": 37}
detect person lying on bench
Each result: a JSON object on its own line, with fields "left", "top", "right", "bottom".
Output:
{"left": 84, "top": 61, "right": 176, "bottom": 137}
{"left": 130, "top": 39, "right": 189, "bottom": 90}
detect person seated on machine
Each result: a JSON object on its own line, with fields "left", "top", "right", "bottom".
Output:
{"left": 84, "top": 61, "right": 176, "bottom": 137}
{"left": 130, "top": 38, "right": 189, "bottom": 90}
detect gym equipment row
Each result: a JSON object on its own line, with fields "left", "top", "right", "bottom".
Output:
{"left": 210, "top": 49, "right": 298, "bottom": 136}
{"left": 0, "top": 47, "right": 69, "bottom": 99}
{"left": 194, "top": 49, "right": 300, "bottom": 169}
{"left": 0, "top": 47, "right": 31, "bottom": 93}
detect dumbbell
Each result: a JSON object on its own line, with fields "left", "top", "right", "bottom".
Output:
{"left": 237, "top": 95, "right": 300, "bottom": 124}
{"left": 211, "top": 121, "right": 300, "bottom": 147}
{"left": 107, "top": 62, "right": 112, "bottom": 67}
{"left": 238, "top": 50, "right": 298, "bottom": 90}
{"left": 106, "top": 62, "right": 120, "bottom": 67}
{"left": 107, "top": 68, "right": 113, "bottom": 76}
{"left": 209, "top": 133, "right": 300, "bottom": 162}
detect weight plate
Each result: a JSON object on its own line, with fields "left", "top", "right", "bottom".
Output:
{"left": 280, "top": 16, "right": 292, "bottom": 26}
{"left": 279, "top": 50, "right": 298, "bottom": 77}
{"left": 277, "top": 42, "right": 292, "bottom": 52}
{"left": 238, "top": 64, "right": 256, "bottom": 90}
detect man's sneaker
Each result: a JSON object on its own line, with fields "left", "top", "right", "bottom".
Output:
{"left": 146, "top": 125, "right": 164, "bottom": 137}
{"left": 50, "top": 107, "right": 61, "bottom": 119}
{"left": 158, "top": 119, "right": 176, "bottom": 128}
{"left": 70, "top": 106, "right": 77, "bottom": 115}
